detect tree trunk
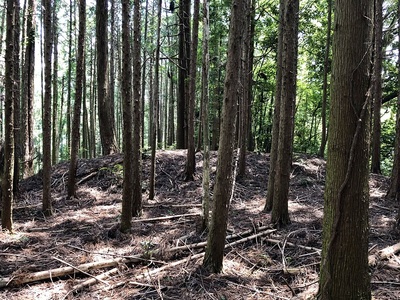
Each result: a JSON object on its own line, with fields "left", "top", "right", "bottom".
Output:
{"left": 1, "top": 0, "right": 17, "bottom": 231}
{"left": 237, "top": 0, "right": 251, "bottom": 178}
{"left": 176, "top": 0, "right": 191, "bottom": 149}
{"left": 200, "top": 0, "right": 210, "bottom": 232}
{"left": 149, "top": 0, "right": 162, "bottom": 200}
{"left": 42, "top": 0, "right": 53, "bottom": 216}
{"left": 185, "top": 0, "right": 200, "bottom": 181}
{"left": 264, "top": 0, "right": 284, "bottom": 212}
{"left": 68, "top": 0, "right": 86, "bottom": 199}
{"left": 141, "top": 0, "right": 149, "bottom": 149}
{"left": 66, "top": 0, "right": 75, "bottom": 156}
{"left": 371, "top": 0, "right": 383, "bottom": 174}
{"left": 271, "top": 0, "right": 300, "bottom": 227}
{"left": 21, "top": 0, "right": 36, "bottom": 178}
{"left": 132, "top": 0, "right": 143, "bottom": 217}
{"left": 318, "top": 0, "right": 373, "bottom": 298}
{"left": 120, "top": 0, "right": 134, "bottom": 232}
{"left": 97, "top": 0, "right": 118, "bottom": 155}
{"left": 52, "top": 0, "right": 59, "bottom": 165}
{"left": 318, "top": 0, "right": 332, "bottom": 158}
{"left": 203, "top": 0, "right": 245, "bottom": 273}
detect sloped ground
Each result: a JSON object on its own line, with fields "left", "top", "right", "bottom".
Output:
{"left": 0, "top": 150, "right": 399, "bottom": 299}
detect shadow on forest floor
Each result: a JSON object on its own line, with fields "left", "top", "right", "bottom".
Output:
{"left": 0, "top": 150, "right": 399, "bottom": 299}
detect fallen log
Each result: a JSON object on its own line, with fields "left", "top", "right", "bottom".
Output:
{"left": 0, "top": 256, "right": 139, "bottom": 288}
{"left": 368, "top": 242, "right": 400, "bottom": 266}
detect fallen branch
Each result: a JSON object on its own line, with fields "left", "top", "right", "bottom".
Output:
{"left": 52, "top": 256, "right": 109, "bottom": 285}
{"left": 132, "top": 213, "right": 199, "bottom": 223}
{"left": 143, "top": 203, "right": 203, "bottom": 208}
{"left": 77, "top": 171, "right": 98, "bottom": 185}
{"left": 264, "top": 238, "right": 321, "bottom": 253}
{"left": 368, "top": 242, "right": 400, "bottom": 266}
{"left": 71, "top": 267, "right": 119, "bottom": 292}
{"left": 167, "top": 225, "right": 274, "bottom": 253}
{"left": 0, "top": 257, "right": 139, "bottom": 288}
{"left": 139, "top": 228, "right": 277, "bottom": 281}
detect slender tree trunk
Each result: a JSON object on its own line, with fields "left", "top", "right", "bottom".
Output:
{"left": 264, "top": 0, "right": 284, "bottom": 212}
{"left": 271, "top": 0, "right": 300, "bottom": 227}
{"left": 203, "top": 0, "right": 245, "bottom": 273}
{"left": 318, "top": 0, "right": 373, "bottom": 298}
{"left": 132, "top": 0, "right": 143, "bottom": 216}
{"left": 200, "top": 0, "right": 210, "bottom": 232}
{"left": 68, "top": 0, "right": 85, "bottom": 199}
{"left": 13, "top": 0, "right": 20, "bottom": 195}
{"left": 42, "top": 0, "right": 53, "bottom": 216}
{"left": 237, "top": 0, "right": 251, "bottom": 177}
{"left": 176, "top": 0, "right": 191, "bottom": 149}
{"left": 120, "top": 0, "right": 133, "bottom": 232}
{"left": 149, "top": 0, "right": 162, "bottom": 200}
{"left": 21, "top": 0, "right": 36, "bottom": 178}
{"left": 185, "top": 0, "right": 200, "bottom": 181}
{"left": 141, "top": 0, "right": 149, "bottom": 149}
{"left": 371, "top": 0, "right": 383, "bottom": 174}
{"left": 387, "top": 0, "right": 400, "bottom": 208}
{"left": 318, "top": 0, "right": 332, "bottom": 157}
{"left": 167, "top": 68, "right": 175, "bottom": 146}
{"left": 66, "top": 0, "right": 74, "bottom": 155}
{"left": 52, "top": 0, "right": 59, "bottom": 165}
{"left": 1, "top": 0, "right": 17, "bottom": 231}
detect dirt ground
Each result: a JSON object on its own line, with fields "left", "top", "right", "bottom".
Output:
{"left": 0, "top": 150, "right": 399, "bottom": 300}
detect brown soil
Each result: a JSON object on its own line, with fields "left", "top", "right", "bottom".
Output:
{"left": 0, "top": 150, "right": 399, "bottom": 299}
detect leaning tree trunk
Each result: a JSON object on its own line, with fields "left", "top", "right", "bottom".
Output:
{"left": 318, "top": 0, "right": 373, "bottom": 298}
{"left": 203, "top": 0, "right": 245, "bottom": 273}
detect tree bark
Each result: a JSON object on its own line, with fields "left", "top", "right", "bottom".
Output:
{"left": 203, "top": 0, "right": 245, "bottom": 273}
{"left": 318, "top": 0, "right": 373, "bottom": 298}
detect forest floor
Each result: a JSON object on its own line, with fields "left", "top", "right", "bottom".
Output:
{"left": 0, "top": 150, "right": 399, "bottom": 300}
